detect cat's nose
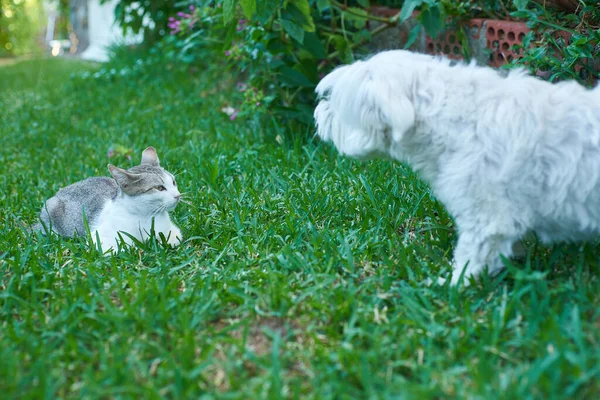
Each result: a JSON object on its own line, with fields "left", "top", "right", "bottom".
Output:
{"left": 174, "top": 194, "right": 181, "bottom": 201}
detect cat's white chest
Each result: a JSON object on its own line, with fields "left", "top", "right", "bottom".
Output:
{"left": 92, "top": 199, "right": 180, "bottom": 251}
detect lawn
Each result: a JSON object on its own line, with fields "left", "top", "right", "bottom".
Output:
{"left": 1, "top": 56, "right": 599, "bottom": 399}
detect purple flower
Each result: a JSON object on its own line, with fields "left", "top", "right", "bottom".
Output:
{"left": 230, "top": 109, "right": 239, "bottom": 121}
{"left": 168, "top": 18, "right": 182, "bottom": 34}
{"left": 169, "top": 23, "right": 181, "bottom": 34}
{"left": 177, "top": 12, "right": 191, "bottom": 18}
{"left": 225, "top": 50, "right": 231, "bottom": 56}
{"left": 190, "top": 5, "right": 195, "bottom": 11}
{"left": 237, "top": 19, "right": 247, "bottom": 32}
{"left": 256, "top": 101, "right": 261, "bottom": 106}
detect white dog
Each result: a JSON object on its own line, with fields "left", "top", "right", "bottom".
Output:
{"left": 314, "top": 50, "right": 600, "bottom": 285}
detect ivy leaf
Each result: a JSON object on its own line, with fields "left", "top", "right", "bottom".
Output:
{"left": 281, "top": 19, "right": 305, "bottom": 44}
{"left": 223, "top": 0, "right": 235, "bottom": 23}
{"left": 357, "top": 0, "right": 370, "bottom": 7}
{"left": 400, "top": 0, "right": 426, "bottom": 22}
{"left": 240, "top": 0, "right": 257, "bottom": 19}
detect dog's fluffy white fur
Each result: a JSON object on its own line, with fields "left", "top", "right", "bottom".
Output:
{"left": 314, "top": 50, "right": 600, "bottom": 285}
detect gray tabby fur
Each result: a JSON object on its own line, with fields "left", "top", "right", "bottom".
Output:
{"left": 37, "top": 177, "right": 118, "bottom": 236}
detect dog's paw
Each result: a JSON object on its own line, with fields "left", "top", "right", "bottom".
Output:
{"left": 425, "top": 276, "right": 450, "bottom": 286}
{"left": 425, "top": 274, "right": 473, "bottom": 287}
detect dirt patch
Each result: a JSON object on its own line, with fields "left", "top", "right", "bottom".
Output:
{"left": 200, "top": 317, "right": 308, "bottom": 392}
{"left": 212, "top": 316, "right": 300, "bottom": 356}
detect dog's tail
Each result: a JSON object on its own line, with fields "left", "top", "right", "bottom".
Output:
{"left": 314, "top": 60, "right": 416, "bottom": 157}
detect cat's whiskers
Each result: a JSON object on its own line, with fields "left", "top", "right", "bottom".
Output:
{"left": 148, "top": 203, "right": 166, "bottom": 218}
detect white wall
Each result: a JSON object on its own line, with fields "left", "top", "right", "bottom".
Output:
{"left": 80, "top": 0, "right": 143, "bottom": 62}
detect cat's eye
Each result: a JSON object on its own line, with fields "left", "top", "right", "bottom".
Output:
{"left": 156, "top": 185, "right": 167, "bottom": 191}
{"left": 173, "top": 179, "right": 177, "bottom": 186}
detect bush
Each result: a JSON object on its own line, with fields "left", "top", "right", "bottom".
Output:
{"left": 104, "top": 0, "right": 599, "bottom": 125}
{"left": 101, "top": 0, "right": 178, "bottom": 45}
{"left": 511, "top": 1, "right": 600, "bottom": 85}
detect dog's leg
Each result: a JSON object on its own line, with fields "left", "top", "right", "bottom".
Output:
{"left": 450, "top": 231, "right": 517, "bottom": 286}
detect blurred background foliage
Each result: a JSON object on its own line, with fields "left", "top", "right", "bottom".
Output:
{"left": 0, "top": 0, "right": 46, "bottom": 57}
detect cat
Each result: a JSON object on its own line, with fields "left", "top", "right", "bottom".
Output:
{"left": 36, "top": 146, "right": 182, "bottom": 252}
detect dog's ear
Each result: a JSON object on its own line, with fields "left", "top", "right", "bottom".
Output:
{"left": 357, "top": 72, "right": 415, "bottom": 145}
{"left": 315, "top": 61, "right": 416, "bottom": 158}
{"left": 315, "top": 64, "right": 352, "bottom": 100}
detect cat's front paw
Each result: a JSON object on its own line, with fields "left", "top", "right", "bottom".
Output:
{"left": 93, "top": 235, "right": 117, "bottom": 254}
{"left": 167, "top": 228, "right": 182, "bottom": 247}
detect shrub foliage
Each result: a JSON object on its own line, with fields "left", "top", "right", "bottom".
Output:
{"left": 106, "top": 0, "right": 599, "bottom": 123}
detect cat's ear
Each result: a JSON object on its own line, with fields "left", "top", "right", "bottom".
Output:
{"left": 141, "top": 146, "right": 160, "bottom": 166}
{"left": 108, "top": 164, "right": 134, "bottom": 188}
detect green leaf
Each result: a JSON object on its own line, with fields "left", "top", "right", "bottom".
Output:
{"left": 281, "top": 19, "right": 305, "bottom": 44}
{"left": 255, "top": 0, "right": 277, "bottom": 23}
{"left": 240, "top": 0, "right": 257, "bottom": 19}
{"left": 512, "top": 0, "right": 529, "bottom": 10}
{"left": 316, "top": 0, "right": 330, "bottom": 12}
{"left": 345, "top": 7, "right": 368, "bottom": 19}
{"left": 344, "top": 7, "right": 368, "bottom": 28}
{"left": 223, "top": 0, "right": 235, "bottom": 23}
{"left": 297, "top": 57, "right": 318, "bottom": 82}
{"left": 278, "top": 66, "right": 315, "bottom": 87}
{"left": 421, "top": 5, "right": 443, "bottom": 38}
{"left": 300, "top": 32, "right": 327, "bottom": 58}
{"left": 289, "top": 0, "right": 316, "bottom": 32}
{"left": 357, "top": 0, "right": 370, "bottom": 7}
{"left": 353, "top": 29, "right": 372, "bottom": 43}
{"left": 400, "top": 0, "right": 425, "bottom": 22}
{"left": 403, "top": 24, "right": 421, "bottom": 49}
{"left": 114, "top": 3, "right": 124, "bottom": 23}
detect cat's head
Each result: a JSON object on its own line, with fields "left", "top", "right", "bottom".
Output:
{"left": 108, "top": 147, "right": 181, "bottom": 213}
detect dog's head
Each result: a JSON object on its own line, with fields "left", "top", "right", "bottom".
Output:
{"left": 314, "top": 55, "right": 416, "bottom": 160}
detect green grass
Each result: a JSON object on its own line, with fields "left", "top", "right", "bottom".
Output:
{"left": 1, "top": 56, "right": 599, "bottom": 399}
